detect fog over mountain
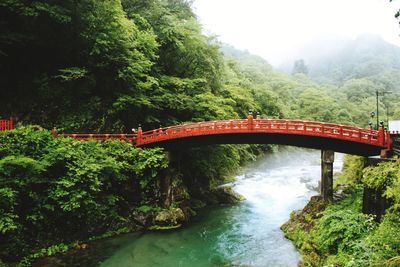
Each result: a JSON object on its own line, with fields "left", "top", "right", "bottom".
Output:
{"left": 279, "top": 34, "right": 400, "bottom": 85}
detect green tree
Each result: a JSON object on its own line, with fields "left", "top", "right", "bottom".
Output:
{"left": 292, "top": 59, "right": 309, "bottom": 75}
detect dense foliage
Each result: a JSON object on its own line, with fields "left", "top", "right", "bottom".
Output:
{"left": 0, "top": 127, "right": 168, "bottom": 263}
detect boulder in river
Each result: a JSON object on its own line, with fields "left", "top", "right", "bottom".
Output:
{"left": 152, "top": 208, "right": 186, "bottom": 229}
{"left": 212, "top": 186, "right": 246, "bottom": 204}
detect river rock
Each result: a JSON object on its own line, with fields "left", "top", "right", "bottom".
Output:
{"left": 212, "top": 186, "right": 246, "bottom": 204}
{"left": 154, "top": 208, "right": 186, "bottom": 226}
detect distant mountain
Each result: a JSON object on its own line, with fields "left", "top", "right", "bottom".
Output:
{"left": 281, "top": 34, "right": 400, "bottom": 85}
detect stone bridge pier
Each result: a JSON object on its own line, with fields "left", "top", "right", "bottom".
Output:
{"left": 321, "top": 150, "right": 334, "bottom": 201}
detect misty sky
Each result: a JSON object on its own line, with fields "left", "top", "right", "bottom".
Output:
{"left": 192, "top": 0, "right": 400, "bottom": 65}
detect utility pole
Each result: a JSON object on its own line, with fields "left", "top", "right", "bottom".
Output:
{"left": 376, "top": 90, "right": 379, "bottom": 130}
{"left": 387, "top": 102, "right": 389, "bottom": 128}
{"left": 375, "top": 90, "right": 392, "bottom": 130}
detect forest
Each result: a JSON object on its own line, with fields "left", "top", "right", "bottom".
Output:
{"left": 1, "top": 0, "right": 400, "bottom": 266}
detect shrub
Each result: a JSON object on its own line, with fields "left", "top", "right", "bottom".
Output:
{"left": 314, "top": 209, "right": 376, "bottom": 254}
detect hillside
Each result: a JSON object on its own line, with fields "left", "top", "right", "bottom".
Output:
{"left": 304, "top": 34, "right": 400, "bottom": 85}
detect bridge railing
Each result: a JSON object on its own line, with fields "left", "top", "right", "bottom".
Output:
{"left": 137, "top": 119, "right": 384, "bottom": 147}
{"left": 0, "top": 117, "right": 13, "bottom": 131}
{"left": 54, "top": 118, "right": 386, "bottom": 149}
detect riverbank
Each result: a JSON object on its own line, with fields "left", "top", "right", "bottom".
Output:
{"left": 28, "top": 148, "right": 330, "bottom": 266}
{"left": 281, "top": 155, "right": 400, "bottom": 267}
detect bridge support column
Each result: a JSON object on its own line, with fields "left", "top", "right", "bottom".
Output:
{"left": 160, "top": 151, "right": 173, "bottom": 208}
{"left": 321, "top": 150, "right": 334, "bottom": 202}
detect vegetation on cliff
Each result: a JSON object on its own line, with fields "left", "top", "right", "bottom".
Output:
{"left": 282, "top": 156, "right": 400, "bottom": 266}
{"left": 0, "top": 126, "right": 169, "bottom": 263}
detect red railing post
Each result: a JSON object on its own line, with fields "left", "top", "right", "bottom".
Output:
{"left": 9, "top": 116, "right": 13, "bottom": 130}
{"left": 378, "top": 125, "right": 385, "bottom": 146}
{"left": 247, "top": 111, "right": 254, "bottom": 130}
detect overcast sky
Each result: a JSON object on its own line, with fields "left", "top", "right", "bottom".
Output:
{"left": 192, "top": 0, "right": 400, "bottom": 65}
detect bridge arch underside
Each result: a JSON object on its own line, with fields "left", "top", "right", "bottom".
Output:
{"left": 139, "top": 133, "right": 382, "bottom": 156}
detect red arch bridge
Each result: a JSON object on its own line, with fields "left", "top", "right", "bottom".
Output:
{"left": 134, "top": 118, "right": 392, "bottom": 157}
{"left": 1, "top": 116, "right": 395, "bottom": 155}
{"left": 2, "top": 116, "right": 398, "bottom": 201}
{"left": 57, "top": 117, "right": 393, "bottom": 157}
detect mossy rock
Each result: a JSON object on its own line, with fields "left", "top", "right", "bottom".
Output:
{"left": 211, "top": 186, "right": 246, "bottom": 204}
{"left": 154, "top": 208, "right": 186, "bottom": 227}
